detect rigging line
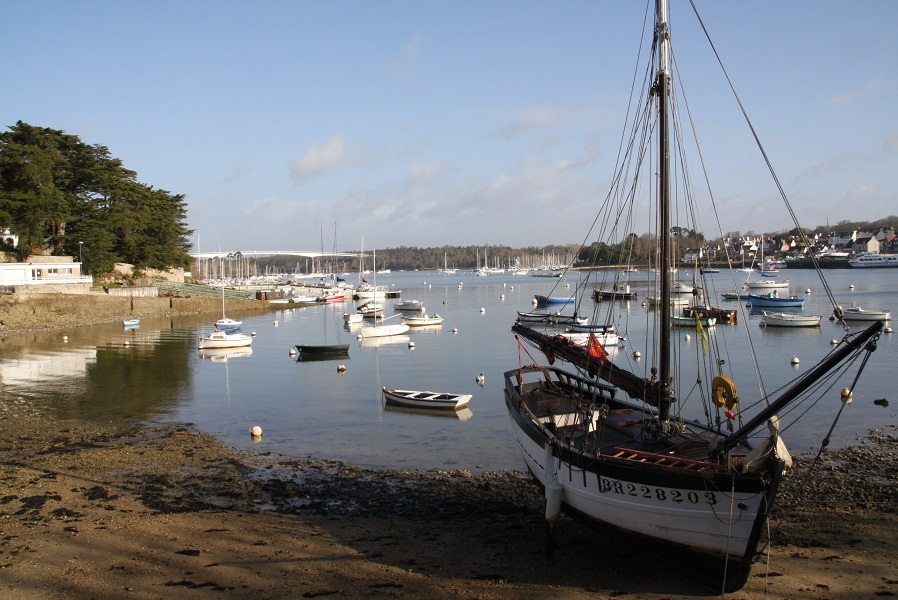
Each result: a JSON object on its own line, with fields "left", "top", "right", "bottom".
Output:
{"left": 667, "top": 40, "right": 766, "bottom": 404}
{"left": 719, "top": 473, "right": 738, "bottom": 597}
{"left": 687, "top": 0, "right": 841, "bottom": 315}
{"left": 570, "top": 8, "right": 656, "bottom": 280}
{"left": 804, "top": 348, "right": 875, "bottom": 481}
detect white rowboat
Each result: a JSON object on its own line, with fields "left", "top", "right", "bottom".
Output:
{"left": 760, "top": 311, "right": 821, "bottom": 327}
{"left": 382, "top": 387, "right": 471, "bottom": 411}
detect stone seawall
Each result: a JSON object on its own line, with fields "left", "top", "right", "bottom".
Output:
{"left": 0, "top": 293, "right": 274, "bottom": 334}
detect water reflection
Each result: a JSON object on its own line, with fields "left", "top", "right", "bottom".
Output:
{"left": 384, "top": 404, "right": 474, "bottom": 421}
{"left": 0, "top": 269, "right": 895, "bottom": 470}
{"left": 199, "top": 348, "right": 254, "bottom": 362}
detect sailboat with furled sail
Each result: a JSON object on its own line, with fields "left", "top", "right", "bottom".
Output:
{"left": 505, "top": 0, "right": 883, "bottom": 592}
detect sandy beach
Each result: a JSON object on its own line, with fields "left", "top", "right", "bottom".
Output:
{"left": 1, "top": 389, "right": 895, "bottom": 600}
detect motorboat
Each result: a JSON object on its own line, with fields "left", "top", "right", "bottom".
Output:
{"left": 839, "top": 306, "right": 892, "bottom": 321}
{"left": 198, "top": 330, "right": 252, "bottom": 349}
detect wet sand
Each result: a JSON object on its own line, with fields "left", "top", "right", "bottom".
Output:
{"left": 1, "top": 394, "right": 896, "bottom": 599}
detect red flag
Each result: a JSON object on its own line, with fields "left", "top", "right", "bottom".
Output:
{"left": 361, "top": 277, "right": 368, "bottom": 283}
{"left": 587, "top": 332, "right": 608, "bottom": 361}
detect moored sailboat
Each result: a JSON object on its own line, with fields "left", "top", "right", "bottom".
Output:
{"left": 504, "top": 1, "right": 883, "bottom": 592}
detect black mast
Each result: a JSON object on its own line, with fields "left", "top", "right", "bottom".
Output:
{"left": 656, "top": 0, "right": 673, "bottom": 423}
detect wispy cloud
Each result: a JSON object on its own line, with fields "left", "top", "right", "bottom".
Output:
{"left": 404, "top": 32, "right": 423, "bottom": 60}
{"left": 498, "top": 107, "right": 566, "bottom": 139}
{"left": 291, "top": 136, "right": 347, "bottom": 183}
{"left": 827, "top": 77, "right": 887, "bottom": 107}
{"left": 393, "top": 32, "right": 425, "bottom": 75}
{"left": 884, "top": 130, "right": 898, "bottom": 151}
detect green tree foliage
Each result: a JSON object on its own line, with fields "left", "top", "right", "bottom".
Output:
{"left": 0, "top": 121, "right": 193, "bottom": 273}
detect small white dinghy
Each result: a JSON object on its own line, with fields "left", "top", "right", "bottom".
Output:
{"left": 401, "top": 313, "right": 443, "bottom": 327}
{"left": 839, "top": 306, "right": 892, "bottom": 322}
{"left": 361, "top": 323, "right": 410, "bottom": 338}
{"left": 760, "top": 311, "right": 821, "bottom": 327}
{"left": 382, "top": 387, "right": 472, "bottom": 411}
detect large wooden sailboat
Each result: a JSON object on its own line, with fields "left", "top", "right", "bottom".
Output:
{"left": 504, "top": 0, "right": 883, "bottom": 592}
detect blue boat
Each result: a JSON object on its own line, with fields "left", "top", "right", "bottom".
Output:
{"left": 534, "top": 294, "right": 574, "bottom": 307}
{"left": 747, "top": 293, "right": 805, "bottom": 308}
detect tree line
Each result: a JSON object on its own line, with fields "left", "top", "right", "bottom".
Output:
{"left": 0, "top": 121, "right": 193, "bottom": 274}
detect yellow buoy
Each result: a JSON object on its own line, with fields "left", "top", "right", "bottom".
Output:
{"left": 711, "top": 375, "right": 738, "bottom": 409}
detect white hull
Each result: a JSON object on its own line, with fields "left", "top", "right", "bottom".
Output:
{"left": 354, "top": 290, "right": 386, "bottom": 300}
{"left": 383, "top": 387, "right": 471, "bottom": 410}
{"left": 848, "top": 252, "right": 898, "bottom": 268}
{"left": 507, "top": 414, "right": 764, "bottom": 556}
{"left": 841, "top": 307, "right": 892, "bottom": 321}
{"left": 760, "top": 311, "right": 821, "bottom": 327}
{"left": 393, "top": 300, "right": 424, "bottom": 311}
{"left": 555, "top": 331, "right": 620, "bottom": 347}
{"left": 401, "top": 315, "right": 443, "bottom": 327}
{"left": 215, "top": 317, "right": 243, "bottom": 330}
{"left": 361, "top": 324, "right": 410, "bottom": 338}
{"left": 646, "top": 295, "right": 688, "bottom": 306}
{"left": 744, "top": 280, "right": 789, "bottom": 290}
{"left": 198, "top": 332, "right": 253, "bottom": 349}
{"left": 503, "top": 366, "right": 775, "bottom": 590}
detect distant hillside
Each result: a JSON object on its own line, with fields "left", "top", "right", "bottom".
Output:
{"left": 247, "top": 217, "right": 897, "bottom": 275}
{"left": 766, "top": 216, "right": 898, "bottom": 237}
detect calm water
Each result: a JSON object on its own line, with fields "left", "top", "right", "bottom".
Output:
{"left": 1, "top": 268, "right": 895, "bottom": 471}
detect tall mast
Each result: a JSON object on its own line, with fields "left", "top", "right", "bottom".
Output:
{"left": 656, "top": 0, "right": 673, "bottom": 423}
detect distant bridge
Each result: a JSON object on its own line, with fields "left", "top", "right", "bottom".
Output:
{"left": 191, "top": 250, "right": 364, "bottom": 259}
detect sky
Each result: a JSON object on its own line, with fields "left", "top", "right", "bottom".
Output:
{"left": 3, "top": 1, "right": 896, "bottom": 254}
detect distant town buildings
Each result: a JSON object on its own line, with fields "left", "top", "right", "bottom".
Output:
{"left": 682, "top": 227, "right": 896, "bottom": 264}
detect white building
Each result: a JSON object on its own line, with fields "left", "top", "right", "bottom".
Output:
{"left": 0, "top": 257, "right": 92, "bottom": 291}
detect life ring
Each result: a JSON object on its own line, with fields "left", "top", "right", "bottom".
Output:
{"left": 712, "top": 375, "right": 738, "bottom": 409}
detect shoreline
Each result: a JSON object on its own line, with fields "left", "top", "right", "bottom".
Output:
{"left": 1, "top": 393, "right": 895, "bottom": 599}
{"left": 0, "top": 292, "right": 276, "bottom": 336}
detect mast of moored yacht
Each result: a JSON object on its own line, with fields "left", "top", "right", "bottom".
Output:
{"left": 655, "top": 0, "right": 673, "bottom": 424}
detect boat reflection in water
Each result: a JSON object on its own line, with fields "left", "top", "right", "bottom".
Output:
{"left": 383, "top": 404, "right": 473, "bottom": 421}
{"left": 199, "top": 347, "right": 254, "bottom": 362}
